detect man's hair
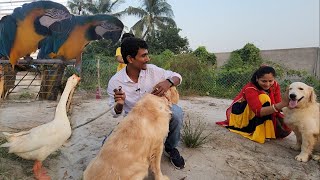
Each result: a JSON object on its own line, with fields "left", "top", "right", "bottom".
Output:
{"left": 121, "top": 37, "right": 148, "bottom": 64}
{"left": 250, "top": 66, "right": 276, "bottom": 89}
{"left": 121, "top": 33, "right": 134, "bottom": 42}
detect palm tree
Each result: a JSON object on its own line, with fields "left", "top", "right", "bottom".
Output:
{"left": 85, "top": 0, "right": 124, "bottom": 14}
{"left": 122, "top": 0, "right": 176, "bottom": 39}
{"left": 68, "top": 0, "right": 124, "bottom": 15}
{"left": 68, "top": 0, "right": 85, "bottom": 15}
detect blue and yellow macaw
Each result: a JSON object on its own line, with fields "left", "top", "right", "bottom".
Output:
{"left": 38, "top": 14, "right": 124, "bottom": 63}
{"left": 0, "top": 1, "right": 72, "bottom": 67}
{"left": 37, "top": 14, "right": 123, "bottom": 100}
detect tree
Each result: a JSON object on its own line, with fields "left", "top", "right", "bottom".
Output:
{"left": 193, "top": 46, "right": 216, "bottom": 66}
{"left": 237, "top": 43, "right": 262, "bottom": 66}
{"left": 146, "top": 27, "right": 189, "bottom": 54}
{"left": 68, "top": 0, "right": 85, "bottom": 15}
{"left": 68, "top": 0, "right": 124, "bottom": 15}
{"left": 122, "top": 0, "right": 176, "bottom": 39}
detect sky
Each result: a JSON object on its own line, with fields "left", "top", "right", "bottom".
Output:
{"left": 0, "top": 0, "right": 319, "bottom": 53}
{"left": 117, "top": 0, "right": 319, "bottom": 53}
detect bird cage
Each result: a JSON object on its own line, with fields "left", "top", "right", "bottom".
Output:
{"left": 0, "top": 59, "right": 76, "bottom": 101}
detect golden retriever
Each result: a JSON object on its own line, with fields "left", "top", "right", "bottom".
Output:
{"left": 283, "top": 82, "right": 320, "bottom": 162}
{"left": 83, "top": 87, "right": 179, "bottom": 180}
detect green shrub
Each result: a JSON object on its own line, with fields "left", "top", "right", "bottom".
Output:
{"left": 182, "top": 117, "right": 211, "bottom": 148}
{"left": 169, "top": 54, "right": 216, "bottom": 96}
{"left": 193, "top": 46, "right": 217, "bottom": 66}
{"left": 80, "top": 54, "right": 117, "bottom": 91}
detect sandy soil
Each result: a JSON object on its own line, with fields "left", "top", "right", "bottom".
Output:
{"left": 0, "top": 92, "right": 320, "bottom": 180}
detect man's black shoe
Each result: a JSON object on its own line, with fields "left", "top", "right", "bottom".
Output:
{"left": 165, "top": 148, "right": 185, "bottom": 169}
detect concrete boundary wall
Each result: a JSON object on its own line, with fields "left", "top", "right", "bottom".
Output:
{"left": 215, "top": 47, "right": 320, "bottom": 78}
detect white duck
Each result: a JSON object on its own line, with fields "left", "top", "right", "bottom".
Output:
{"left": 0, "top": 74, "right": 80, "bottom": 180}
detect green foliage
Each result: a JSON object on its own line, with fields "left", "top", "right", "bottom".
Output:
{"left": 150, "top": 51, "right": 174, "bottom": 70}
{"left": 123, "top": 0, "right": 176, "bottom": 39}
{"left": 193, "top": 46, "right": 217, "bottom": 66}
{"left": 84, "top": 39, "right": 118, "bottom": 57}
{"left": 146, "top": 27, "right": 189, "bottom": 54}
{"left": 215, "top": 68, "right": 253, "bottom": 98}
{"left": 223, "top": 43, "right": 262, "bottom": 70}
{"left": 76, "top": 41, "right": 319, "bottom": 99}
{"left": 238, "top": 43, "right": 263, "bottom": 65}
{"left": 19, "top": 91, "right": 33, "bottom": 100}
{"left": 80, "top": 54, "right": 117, "bottom": 91}
{"left": 169, "top": 54, "right": 216, "bottom": 96}
{"left": 222, "top": 51, "right": 243, "bottom": 70}
{"left": 182, "top": 117, "right": 211, "bottom": 148}
{"left": 302, "top": 75, "right": 320, "bottom": 96}
{"left": 68, "top": 0, "right": 124, "bottom": 15}
{"left": 0, "top": 137, "right": 34, "bottom": 178}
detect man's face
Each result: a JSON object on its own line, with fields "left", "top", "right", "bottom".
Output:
{"left": 131, "top": 48, "right": 150, "bottom": 70}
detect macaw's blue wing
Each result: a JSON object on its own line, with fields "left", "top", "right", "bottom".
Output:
{"left": 38, "top": 14, "right": 123, "bottom": 61}
{"left": 0, "top": 16, "right": 17, "bottom": 59}
{"left": 3, "top": 0, "right": 71, "bottom": 67}
{"left": 38, "top": 15, "right": 76, "bottom": 59}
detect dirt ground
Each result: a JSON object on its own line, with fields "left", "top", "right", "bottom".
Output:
{"left": 0, "top": 91, "right": 320, "bottom": 180}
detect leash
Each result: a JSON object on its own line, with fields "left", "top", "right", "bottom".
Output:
{"left": 72, "top": 104, "right": 116, "bottom": 130}
{"left": 72, "top": 86, "right": 122, "bottom": 130}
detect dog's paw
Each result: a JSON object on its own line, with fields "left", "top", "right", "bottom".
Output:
{"left": 312, "top": 154, "right": 320, "bottom": 161}
{"left": 156, "top": 175, "right": 170, "bottom": 180}
{"left": 295, "top": 153, "right": 309, "bottom": 162}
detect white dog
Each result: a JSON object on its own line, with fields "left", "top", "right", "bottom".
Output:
{"left": 283, "top": 82, "right": 320, "bottom": 162}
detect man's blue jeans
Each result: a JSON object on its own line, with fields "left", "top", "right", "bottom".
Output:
{"left": 165, "top": 104, "right": 184, "bottom": 151}
{"left": 102, "top": 104, "right": 184, "bottom": 149}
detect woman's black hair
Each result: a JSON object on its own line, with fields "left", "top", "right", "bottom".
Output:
{"left": 121, "top": 37, "right": 148, "bottom": 64}
{"left": 250, "top": 66, "right": 276, "bottom": 89}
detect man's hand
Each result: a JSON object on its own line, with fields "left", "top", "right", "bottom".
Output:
{"left": 151, "top": 80, "right": 171, "bottom": 96}
{"left": 114, "top": 87, "right": 125, "bottom": 105}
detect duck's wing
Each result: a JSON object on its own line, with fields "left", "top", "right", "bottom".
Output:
{"left": 1, "top": 122, "right": 67, "bottom": 153}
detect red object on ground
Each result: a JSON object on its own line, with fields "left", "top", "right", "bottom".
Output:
{"left": 96, "top": 87, "right": 101, "bottom": 99}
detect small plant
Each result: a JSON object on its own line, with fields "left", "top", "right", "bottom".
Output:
{"left": 19, "top": 91, "right": 33, "bottom": 99}
{"left": 181, "top": 117, "right": 211, "bottom": 148}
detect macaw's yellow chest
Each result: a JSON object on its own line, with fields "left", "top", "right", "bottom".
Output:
{"left": 10, "top": 9, "right": 46, "bottom": 65}
{"left": 53, "top": 25, "right": 90, "bottom": 60}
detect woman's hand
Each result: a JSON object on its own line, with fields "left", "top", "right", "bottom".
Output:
{"left": 151, "top": 80, "right": 171, "bottom": 97}
{"left": 278, "top": 87, "right": 290, "bottom": 108}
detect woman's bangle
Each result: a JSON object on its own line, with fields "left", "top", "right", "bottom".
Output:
{"left": 272, "top": 104, "right": 278, "bottom": 112}
{"left": 274, "top": 103, "right": 281, "bottom": 112}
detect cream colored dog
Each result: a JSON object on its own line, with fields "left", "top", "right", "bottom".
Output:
{"left": 283, "top": 82, "right": 320, "bottom": 162}
{"left": 83, "top": 87, "right": 179, "bottom": 180}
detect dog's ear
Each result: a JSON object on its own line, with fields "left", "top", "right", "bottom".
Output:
{"left": 309, "top": 86, "right": 317, "bottom": 103}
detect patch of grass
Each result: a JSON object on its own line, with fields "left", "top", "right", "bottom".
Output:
{"left": 181, "top": 116, "right": 211, "bottom": 148}
{"left": 0, "top": 137, "right": 34, "bottom": 177}
{"left": 19, "top": 91, "right": 34, "bottom": 99}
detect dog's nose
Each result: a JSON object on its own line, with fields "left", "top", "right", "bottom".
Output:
{"left": 289, "top": 93, "right": 296, "bottom": 99}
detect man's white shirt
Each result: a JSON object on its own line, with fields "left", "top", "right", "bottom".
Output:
{"left": 107, "top": 64, "right": 182, "bottom": 117}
